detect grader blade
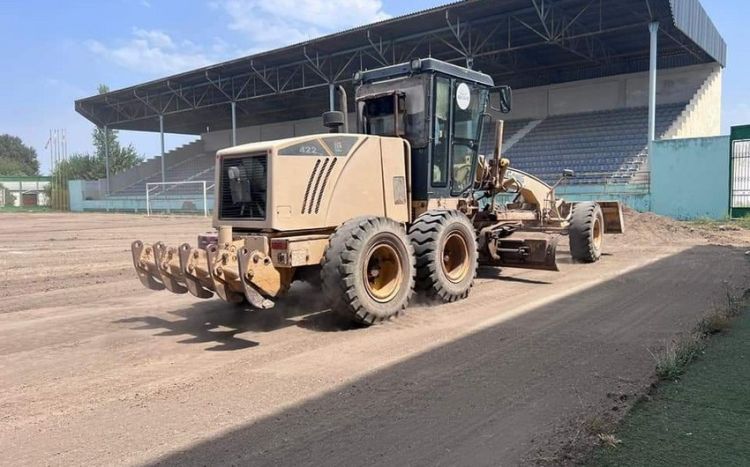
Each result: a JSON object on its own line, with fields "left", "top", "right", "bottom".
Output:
{"left": 131, "top": 241, "right": 165, "bottom": 291}
{"left": 596, "top": 201, "right": 625, "bottom": 234}
{"left": 177, "top": 243, "right": 214, "bottom": 299}
{"left": 494, "top": 235, "right": 560, "bottom": 271}
{"left": 205, "top": 244, "right": 245, "bottom": 304}
{"left": 153, "top": 242, "right": 188, "bottom": 294}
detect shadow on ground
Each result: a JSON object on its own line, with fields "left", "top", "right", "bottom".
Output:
{"left": 149, "top": 245, "right": 748, "bottom": 465}
{"left": 115, "top": 262, "right": 557, "bottom": 349}
{"left": 114, "top": 282, "right": 344, "bottom": 350}
{"left": 477, "top": 266, "right": 552, "bottom": 284}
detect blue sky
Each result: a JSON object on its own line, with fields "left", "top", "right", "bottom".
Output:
{"left": 0, "top": 0, "right": 747, "bottom": 174}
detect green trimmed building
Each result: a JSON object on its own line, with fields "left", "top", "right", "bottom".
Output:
{"left": 0, "top": 176, "right": 51, "bottom": 207}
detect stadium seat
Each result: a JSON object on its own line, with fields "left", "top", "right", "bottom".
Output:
{"left": 499, "top": 104, "right": 686, "bottom": 185}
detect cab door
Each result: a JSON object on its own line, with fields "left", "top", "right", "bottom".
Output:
{"left": 449, "top": 80, "right": 486, "bottom": 195}
{"left": 429, "top": 76, "right": 487, "bottom": 198}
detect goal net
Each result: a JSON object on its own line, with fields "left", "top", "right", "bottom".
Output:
{"left": 145, "top": 181, "right": 214, "bottom": 217}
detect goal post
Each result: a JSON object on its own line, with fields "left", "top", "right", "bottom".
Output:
{"left": 145, "top": 181, "right": 214, "bottom": 217}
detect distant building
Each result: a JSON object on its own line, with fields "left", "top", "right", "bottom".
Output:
{"left": 0, "top": 176, "right": 51, "bottom": 207}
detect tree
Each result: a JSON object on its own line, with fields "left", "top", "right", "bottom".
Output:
{"left": 47, "top": 84, "right": 144, "bottom": 209}
{"left": 93, "top": 126, "right": 142, "bottom": 175}
{"left": 92, "top": 84, "right": 142, "bottom": 174}
{"left": 52, "top": 84, "right": 143, "bottom": 182}
{"left": 0, "top": 134, "right": 39, "bottom": 176}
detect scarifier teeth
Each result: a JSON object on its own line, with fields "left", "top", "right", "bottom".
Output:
{"left": 131, "top": 240, "right": 165, "bottom": 291}
{"left": 178, "top": 243, "right": 214, "bottom": 299}
{"left": 153, "top": 241, "right": 188, "bottom": 294}
{"left": 205, "top": 243, "right": 245, "bottom": 304}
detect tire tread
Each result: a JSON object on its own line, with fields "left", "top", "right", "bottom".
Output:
{"left": 569, "top": 202, "right": 603, "bottom": 263}
{"left": 409, "top": 210, "right": 478, "bottom": 302}
{"left": 321, "top": 216, "right": 415, "bottom": 325}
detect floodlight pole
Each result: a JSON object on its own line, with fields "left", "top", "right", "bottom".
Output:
{"left": 230, "top": 101, "right": 237, "bottom": 146}
{"left": 648, "top": 22, "right": 659, "bottom": 145}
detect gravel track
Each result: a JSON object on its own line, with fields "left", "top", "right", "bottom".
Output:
{"left": 0, "top": 212, "right": 747, "bottom": 466}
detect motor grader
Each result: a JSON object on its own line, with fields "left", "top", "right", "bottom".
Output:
{"left": 132, "top": 58, "right": 624, "bottom": 325}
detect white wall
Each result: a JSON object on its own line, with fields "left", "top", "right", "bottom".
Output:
{"left": 199, "top": 64, "right": 719, "bottom": 152}
{"left": 202, "top": 113, "right": 357, "bottom": 152}
{"left": 663, "top": 66, "right": 723, "bottom": 138}
{"left": 497, "top": 64, "right": 716, "bottom": 121}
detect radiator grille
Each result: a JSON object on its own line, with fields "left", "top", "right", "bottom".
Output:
{"left": 219, "top": 154, "right": 267, "bottom": 219}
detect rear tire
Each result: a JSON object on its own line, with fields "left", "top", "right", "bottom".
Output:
{"left": 321, "top": 217, "right": 415, "bottom": 325}
{"left": 569, "top": 202, "right": 604, "bottom": 263}
{"left": 409, "top": 210, "right": 478, "bottom": 302}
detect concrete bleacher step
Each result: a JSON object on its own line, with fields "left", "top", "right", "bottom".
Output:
{"left": 503, "top": 120, "right": 542, "bottom": 152}
{"left": 112, "top": 150, "right": 213, "bottom": 196}
{"left": 505, "top": 103, "right": 687, "bottom": 183}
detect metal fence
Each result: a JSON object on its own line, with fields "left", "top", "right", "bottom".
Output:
{"left": 69, "top": 179, "right": 215, "bottom": 215}
{"left": 731, "top": 139, "right": 750, "bottom": 210}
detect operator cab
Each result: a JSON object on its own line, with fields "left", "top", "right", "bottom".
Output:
{"left": 354, "top": 58, "right": 510, "bottom": 202}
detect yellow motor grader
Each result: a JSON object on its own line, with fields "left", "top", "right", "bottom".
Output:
{"left": 132, "top": 58, "right": 623, "bottom": 324}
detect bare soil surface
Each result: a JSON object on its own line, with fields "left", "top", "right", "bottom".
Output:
{"left": 0, "top": 211, "right": 748, "bottom": 466}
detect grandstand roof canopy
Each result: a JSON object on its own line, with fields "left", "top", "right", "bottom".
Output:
{"left": 75, "top": 0, "right": 725, "bottom": 135}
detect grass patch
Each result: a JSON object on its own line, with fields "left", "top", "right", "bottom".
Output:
{"left": 650, "top": 285, "right": 747, "bottom": 381}
{"left": 0, "top": 205, "right": 53, "bottom": 213}
{"left": 589, "top": 289, "right": 750, "bottom": 466}
{"left": 651, "top": 332, "right": 705, "bottom": 381}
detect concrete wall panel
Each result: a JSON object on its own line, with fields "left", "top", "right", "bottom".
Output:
{"left": 651, "top": 136, "right": 730, "bottom": 219}
{"left": 549, "top": 80, "right": 620, "bottom": 115}
{"left": 501, "top": 64, "right": 715, "bottom": 121}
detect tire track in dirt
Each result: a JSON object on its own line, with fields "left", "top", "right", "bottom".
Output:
{"left": 1, "top": 212, "right": 748, "bottom": 466}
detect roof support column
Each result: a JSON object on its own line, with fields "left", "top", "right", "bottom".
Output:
{"left": 648, "top": 21, "right": 659, "bottom": 145}
{"left": 103, "top": 125, "right": 110, "bottom": 196}
{"left": 159, "top": 115, "right": 166, "bottom": 186}
{"left": 329, "top": 83, "right": 335, "bottom": 111}
{"left": 159, "top": 114, "right": 169, "bottom": 214}
{"left": 231, "top": 101, "right": 237, "bottom": 146}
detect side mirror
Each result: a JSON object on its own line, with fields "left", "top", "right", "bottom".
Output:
{"left": 491, "top": 85, "right": 512, "bottom": 114}
{"left": 551, "top": 168, "right": 575, "bottom": 190}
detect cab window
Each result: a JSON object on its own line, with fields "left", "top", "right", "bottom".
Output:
{"left": 361, "top": 94, "right": 406, "bottom": 137}
{"left": 451, "top": 81, "right": 486, "bottom": 194}
{"left": 431, "top": 77, "right": 451, "bottom": 186}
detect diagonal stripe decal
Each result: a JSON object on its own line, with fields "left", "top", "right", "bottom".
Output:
{"left": 315, "top": 157, "right": 337, "bottom": 214}
{"left": 301, "top": 158, "right": 322, "bottom": 214}
{"left": 308, "top": 158, "right": 330, "bottom": 214}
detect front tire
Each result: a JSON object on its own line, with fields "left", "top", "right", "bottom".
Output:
{"left": 569, "top": 202, "right": 604, "bottom": 262}
{"left": 409, "top": 210, "right": 478, "bottom": 302}
{"left": 321, "top": 217, "right": 415, "bottom": 325}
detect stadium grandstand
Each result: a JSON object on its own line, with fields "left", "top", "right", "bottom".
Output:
{"left": 73, "top": 0, "right": 726, "bottom": 214}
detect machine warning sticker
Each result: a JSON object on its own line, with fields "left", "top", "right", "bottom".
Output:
{"left": 393, "top": 176, "right": 407, "bottom": 205}
{"left": 456, "top": 82, "right": 471, "bottom": 110}
{"left": 321, "top": 136, "right": 359, "bottom": 156}
{"left": 278, "top": 140, "right": 327, "bottom": 156}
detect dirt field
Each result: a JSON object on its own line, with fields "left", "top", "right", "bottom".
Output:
{"left": 1, "top": 212, "right": 748, "bottom": 466}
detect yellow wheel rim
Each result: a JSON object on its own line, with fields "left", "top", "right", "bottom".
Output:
{"left": 364, "top": 242, "right": 403, "bottom": 302}
{"left": 593, "top": 217, "right": 603, "bottom": 251}
{"left": 442, "top": 231, "right": 470, "bottom": 283}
